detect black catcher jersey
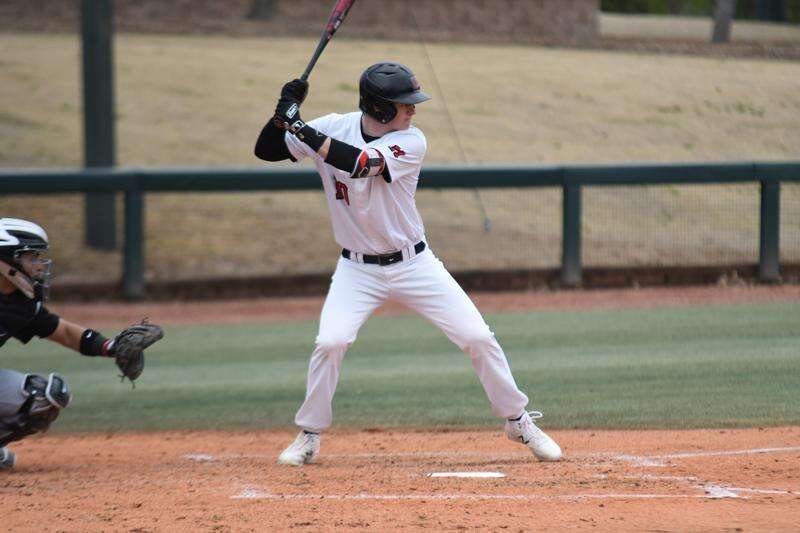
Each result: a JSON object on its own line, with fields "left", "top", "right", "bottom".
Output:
{"left": 0, "top": 290, "right": 59, "bottom": 349}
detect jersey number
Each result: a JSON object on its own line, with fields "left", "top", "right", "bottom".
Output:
{"left": 334, "top": 178, "right": 350, "bottom": 205}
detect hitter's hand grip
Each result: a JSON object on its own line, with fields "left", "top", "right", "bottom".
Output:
{"left": 281, "top": 79, "right": 309, "bottom": 105}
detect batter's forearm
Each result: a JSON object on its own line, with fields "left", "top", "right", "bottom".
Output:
{"left": 276, "top": 101, "right": 383, "bottom": 178}
{"left": 290, "top": 122, "right": 384, "bottom": 179}
{"left": 324, "top": 137, "right": 361, "bottom": 172}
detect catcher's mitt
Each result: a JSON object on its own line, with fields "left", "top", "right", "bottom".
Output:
{"left": 110, "top": 319, "right": 164, "bottom": 384}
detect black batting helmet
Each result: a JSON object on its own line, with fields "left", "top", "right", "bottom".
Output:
{"left": 359, "top": 62, "right": 431, "bottom": 124}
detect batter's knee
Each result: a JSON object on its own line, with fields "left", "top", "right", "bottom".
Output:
{"left": 459, "top": 328, "right": 498, "bottom": 356}
{"left": 314, "top": 333, "right": 353, "bottom": 359}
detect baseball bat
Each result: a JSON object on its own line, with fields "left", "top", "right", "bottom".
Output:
{"left": 300, "top": 0, "right": 356, "bottom": 81}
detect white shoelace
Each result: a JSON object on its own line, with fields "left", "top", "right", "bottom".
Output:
{"left": 513, "top": 411, "right": 546, "bottom": 441}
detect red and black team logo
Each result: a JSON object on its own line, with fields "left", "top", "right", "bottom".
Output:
{"left": 334, "top": 178, "right": 350, "bottom": 205}
{"left": 389, "top": 145, "right": 405, "bottom": 158}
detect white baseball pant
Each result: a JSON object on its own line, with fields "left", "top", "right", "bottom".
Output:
{"left": 294, "top": 247, "right": 529, "bottom": 433}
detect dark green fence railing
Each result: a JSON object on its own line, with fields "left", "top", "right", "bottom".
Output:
{"left": 2, "top": 162, "right": 798, "bottom": 299}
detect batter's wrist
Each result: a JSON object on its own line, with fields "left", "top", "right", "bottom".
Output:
{"left": 292, "top": 123, "right": 328, "bottom": 153}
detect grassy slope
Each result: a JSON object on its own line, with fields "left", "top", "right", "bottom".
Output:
{"left": 2, "top": 32, "right": 800, "bottom": 168}
{"left": 1, "top": 32, "right": 799, "bottom": 279}
{"left": 600, "top": 13, "right": 800, "bottom": 42}
{"left": 3, "top": 300, "right": 798, "bottom": 433}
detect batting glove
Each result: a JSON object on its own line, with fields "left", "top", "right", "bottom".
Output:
{"left": 280, "top": 79, "right": 309, "bottom": 105}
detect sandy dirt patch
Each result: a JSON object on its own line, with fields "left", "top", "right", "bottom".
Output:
{"left": 3, "top": 427, "right": 799, "bottom": 531}
{"left": 49, "top": 284, "right": 800, "bottom": 328}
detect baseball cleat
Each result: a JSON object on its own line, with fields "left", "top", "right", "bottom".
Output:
{"left": 277, "top": 431, "right": 320, "bottom": 466}
{"left": 505, "top": 411, "right": 562, "bottom": 462}
{"left": 0, "top": 447, "right": 16, "bottom": 470}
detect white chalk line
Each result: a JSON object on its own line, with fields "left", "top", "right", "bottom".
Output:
{"left": 615, "top": 446, "right": 800, "bottom": 466}
{"left": 593, "top": 474, "right": 698, "bottom": 481}
{"left": 230, "top": 481, "right": 800, "bottom": 502}
{"left": 722, "top": 486, "right": 800, "bottom": 496}
{"left": 427, "top": 471, "right": 506, "bottom": 478}
{"left": 185, "top": 446, "right": 800, "bottom": 502}
{"left": 594, "top": 473, "right": 800, "bottom": 498}
{"left": 185, "top": 454, "right": 215, "bottom": 462}
{"left": 658, "top": 446, "right": 800, "bottom": 459}
{"left": 185, "top": 445, "right": 800, "bottom": 464}
{"left": 230, "top": 488, "right": 734, "bottom": 501}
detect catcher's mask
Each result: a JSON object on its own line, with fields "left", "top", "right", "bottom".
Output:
{"left": 0, "top": 218, "right": 52, "bottom": 301}
{"left": 359, "top": 62, "right": 431, "bottom": 124}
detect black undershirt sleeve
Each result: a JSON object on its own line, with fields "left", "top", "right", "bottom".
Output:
{"left": 254, "top": 120, "right": 296, "bottom": 162}
{"left": 255, "top": 118, "right": 379, "bottom": 179}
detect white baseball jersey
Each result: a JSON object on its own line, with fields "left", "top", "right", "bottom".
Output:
{"left": 279, "top": 111, "right": 532, "bottom": 435}
{"left": 284, "top": 112, "right": 426, "bottom": 254}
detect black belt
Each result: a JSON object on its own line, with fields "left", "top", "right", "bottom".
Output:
{"left": 342, "top": 241, "right": 426, "bottom": 266}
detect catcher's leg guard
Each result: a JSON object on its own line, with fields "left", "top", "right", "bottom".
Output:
{"left": 0, "top": 370, "right": 71, "bottom": 447}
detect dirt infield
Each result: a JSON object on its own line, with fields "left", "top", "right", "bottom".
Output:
{"left": 51, "top": 284, "right": 800, "bottom": 327}
{"left": 4, "top": 427, "right": 799, "bottom": 531}
{"left": 5, "top": 285, "right": 796, "bottom": 530}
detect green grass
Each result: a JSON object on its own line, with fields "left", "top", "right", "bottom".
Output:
{"left": 3, "top": 300, "right": 798, "bottom": 433}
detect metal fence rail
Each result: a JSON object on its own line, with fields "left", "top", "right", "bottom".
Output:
{"left": 2, "top": 162, "right": 798, "bottom": 299}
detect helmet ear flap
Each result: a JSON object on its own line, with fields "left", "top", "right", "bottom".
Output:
{"left": 359, "top": 94, "right": 397, "bottom": 124}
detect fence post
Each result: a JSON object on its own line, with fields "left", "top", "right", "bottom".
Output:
{"left": 123, "top": 189, "right": 145, "bottom": 300}
{"left": 81, "top": 0, "right": 117, "bottom": 249}
{"left": 759, "top": 180, "right": 781, "bottom": 282}
{"left": 561, "top": 181, "right": 582, "bottom": 287}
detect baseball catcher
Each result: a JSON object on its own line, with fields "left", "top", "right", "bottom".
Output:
{"left": 0, "top": 218, "right": 164, "bottom": 470}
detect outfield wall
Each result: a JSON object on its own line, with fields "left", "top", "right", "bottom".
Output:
{"left": 1, "top": 163, "right": 797, "bottom": 300}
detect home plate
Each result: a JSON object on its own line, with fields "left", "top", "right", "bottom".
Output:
{"left": 427, "top": 472, "right": 506, "bottom": 478}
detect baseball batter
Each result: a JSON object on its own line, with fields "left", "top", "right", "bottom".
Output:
{"left": 255, "top": 62, "right": 561, "bottom": 466}
{"left": 0, "top": 218, "right": 163, "bottom": 470}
